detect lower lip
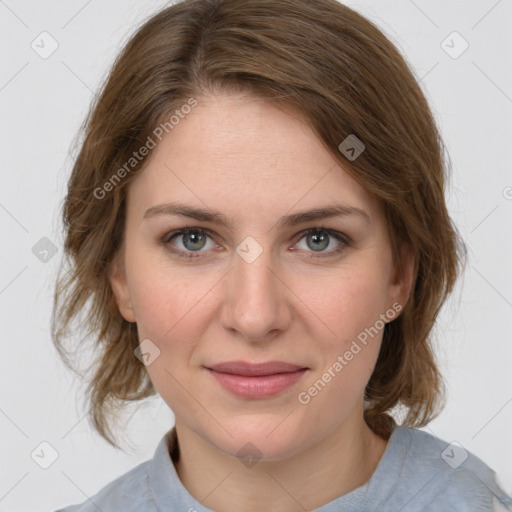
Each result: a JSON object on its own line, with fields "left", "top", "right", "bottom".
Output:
{"left": 206, "top": 368, "right": 308, "bottom": 398}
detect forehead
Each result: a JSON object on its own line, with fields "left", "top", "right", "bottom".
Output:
{"left": 127, "top": 93, "right": 379, "bottom": 223}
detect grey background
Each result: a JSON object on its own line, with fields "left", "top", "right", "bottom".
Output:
{"left": 0, "top": 0, "right": 511, "bottom": 510}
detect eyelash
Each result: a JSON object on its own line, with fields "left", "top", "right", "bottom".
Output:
{"left": 159, "top": 226, "right": 352, "bottom": 260}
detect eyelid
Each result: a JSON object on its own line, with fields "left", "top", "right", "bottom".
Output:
{"left": 160, "top": 226, "right": 352, "bottom": 259}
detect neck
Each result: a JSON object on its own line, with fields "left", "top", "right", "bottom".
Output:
{"left": 173, "top": 406, "right": 389, "bottom": 512}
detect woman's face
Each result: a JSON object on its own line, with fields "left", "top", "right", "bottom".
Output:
{"left": 110, "top": 92, "right": 413, "bottom": 460}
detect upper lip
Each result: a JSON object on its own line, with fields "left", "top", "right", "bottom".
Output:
{"left": 206, "top": 361, "right": 307, "bottom": 376}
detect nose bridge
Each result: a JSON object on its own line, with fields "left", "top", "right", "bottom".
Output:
{"left": 221, "top": 235, "right": 289, "bottom": 340}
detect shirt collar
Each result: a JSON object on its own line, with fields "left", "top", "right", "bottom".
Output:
{"left": 147, "top": 423, "right": 403, "bottom": 511}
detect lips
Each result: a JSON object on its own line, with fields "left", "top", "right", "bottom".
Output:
{"left": 205, "top": 361, "right": 308, "bottom": 398}
{"left": 206, "top": 360, "right": 307, "bottom": 376}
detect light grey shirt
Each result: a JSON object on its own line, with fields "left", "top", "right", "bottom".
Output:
{"left": 55, "top": 424, "right": 512, "bottom": 511}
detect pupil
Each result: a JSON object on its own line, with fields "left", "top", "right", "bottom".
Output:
{"left": 309, "top": 231, "right": 328, "bottom": 251}
{"left": 184, "top": 232, "right": 205, "bottom": 251}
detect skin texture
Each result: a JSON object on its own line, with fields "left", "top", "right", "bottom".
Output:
{"left": 109, "top": 92, "right": 415, "bottom": 512}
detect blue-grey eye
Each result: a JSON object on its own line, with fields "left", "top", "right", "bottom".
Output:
{"left": 166, "top": 228, "right": 214, "bottom": 253}
{"left": 296, "top": 229, "right": 343, "bottom": 253}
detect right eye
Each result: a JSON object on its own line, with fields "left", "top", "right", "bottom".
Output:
{"left": 161, "top": 227, "right": 218, "bottom": 259}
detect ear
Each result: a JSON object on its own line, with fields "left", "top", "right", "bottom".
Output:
{"left": 387, "top": 242, "right": 415, "bottom": 315}
{"left": 108, "top": 247, "right": 137, "bottom": 323}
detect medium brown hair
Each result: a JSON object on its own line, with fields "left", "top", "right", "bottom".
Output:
{"left": 52, "top": 0, "right": 466, "bottom": 449}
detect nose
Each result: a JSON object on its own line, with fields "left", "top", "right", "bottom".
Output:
{"left": 219, "top": 242, "right": 292, "bottom": 342}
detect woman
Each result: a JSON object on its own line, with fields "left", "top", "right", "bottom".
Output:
{"left": 52, "top": 0, "right": 512, "bottom": 510}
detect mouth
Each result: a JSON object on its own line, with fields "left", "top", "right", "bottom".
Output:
{"left": 204, "top": 361, "right": 308, "bottom": 398}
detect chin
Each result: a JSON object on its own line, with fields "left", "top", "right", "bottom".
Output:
{"left": 212, "top": 415, "right": 315, "bottom": 463}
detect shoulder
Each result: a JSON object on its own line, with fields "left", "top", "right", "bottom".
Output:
{"left": 54, "top": 458, "right": 155, "bottom": 512}
{"left": 381, "top": 426, "right": 512, "bottom": 511}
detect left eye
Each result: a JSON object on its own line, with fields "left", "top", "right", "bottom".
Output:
{"left": 161, "top": 227, "right": 350, "bottom": 259}
{"left": 294, "top": 228, "right": 348, "bottom": 255}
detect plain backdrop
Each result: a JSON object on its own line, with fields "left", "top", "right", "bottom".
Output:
{"left": 0, "top": 1, "right": 511, "bottom": 510}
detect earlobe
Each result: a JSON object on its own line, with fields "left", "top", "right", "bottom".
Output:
{"left": 108, "top": 251, "right": 137, "bottom": 323}
{"left": 389, "top": 243, "right": 416, "bottom": 315}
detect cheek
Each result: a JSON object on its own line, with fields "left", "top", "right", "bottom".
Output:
{"left": 295, "top": 265, "right": 390, "bottom": 399}
{"left": 126, "top": 243, "right": 216, "bottom": 341}
{"left": 131, "top": 279, "right": 214, "bottom": 352}
{"left": 300, "top": 265, "right": 390, "bottom": 345}
{"left": 297, "top": 281, "right": 386, "bottom": 414}
{"left": 127, "top": 265, "right": 217, "bottom": 413}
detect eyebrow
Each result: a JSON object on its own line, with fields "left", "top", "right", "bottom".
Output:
{"left": 143, "top": 201, "right": 370, "bottom": 230}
